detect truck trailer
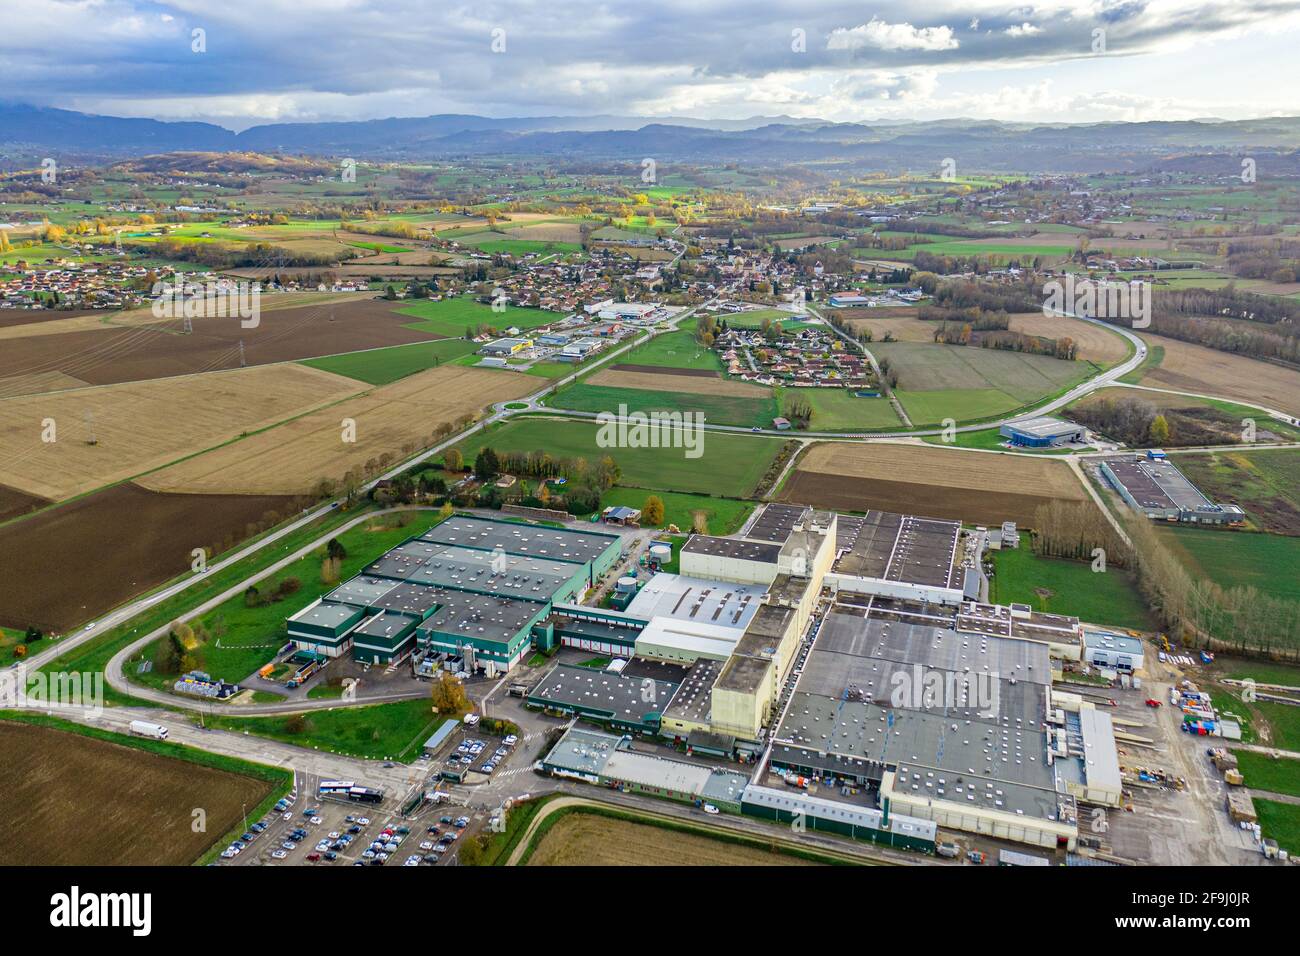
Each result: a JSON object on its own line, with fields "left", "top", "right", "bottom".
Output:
{"left": 128, "top": 720, "right": 169, "bottom": 740}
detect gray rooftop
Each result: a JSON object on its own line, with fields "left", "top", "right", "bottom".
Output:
{"left": 530, "top": 663, "right": 677, "bottom": 722}
{"left": 622, "top": 573, "right": 765, "bottom": 630}
{"left": 420, "top": 514, "right": 619, "bottom": 565}
{"left": 682, "top": 534, "right": 782, "bottom": 564}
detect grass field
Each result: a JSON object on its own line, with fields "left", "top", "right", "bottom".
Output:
{"left": 921, "top": 426, "right": 1072, "bottom": 454}
{"left": 301, "top": 338, "right": 479, "bottom": 385}
{"left": 873, "top": 342, "right": 1094, "bottom": 425}
{"left": 0, "top": 715, "right": 287, "bottom": 866}
{"left": 1256, "top": 799, "right": 1300, "bottom": 855}
{"left": 778, "top": 387, "right": 903, "bottom": 431}
{"left": 1157, "top": 526, "right": 1300, "bottom": 604}
{"left": 988, "top": 547, "right": 1153, "bottom": 629}
{"left": 128, "top": 511, "right": 447, "bottom": 691}
{"left": 455, "top": 417, "right": 784, "bottom": 497}
{"left": 1174, "top": 448, "right": 1300, "bottom": 536}
{"left": 205, "top": 698, "right": 445, "bottom": 762}
{"left": 594, "top": 488, "right": 753, "bottom": 535}
{"left": 553, "top": 382, "right": 778, "bottom": 428}
{"left": 1234, "top": 751, "right": 1300, "bottom": 798}
{"left": 615, "top": 330, "right": 721, "bottom": 371}
{"left": 397, "top": 297, "right": 557, "bottom": 337}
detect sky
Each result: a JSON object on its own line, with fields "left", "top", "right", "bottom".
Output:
{"left": 3, "top": 0, "right": 1299, "bottom": 129}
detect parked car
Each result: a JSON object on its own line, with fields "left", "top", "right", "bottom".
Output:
{"left": 271, "top": 850, "right": 288, "bottom": 860}
{"left": 1145, "top": 699, "right": 1162, "bottom": 707}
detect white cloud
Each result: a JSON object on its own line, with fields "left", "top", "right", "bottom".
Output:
{"left": 827, "top": 17, "right": 959, "bottom": 52}
{"left": 1004, "top": 22, "right": 1043, "bottom": 37}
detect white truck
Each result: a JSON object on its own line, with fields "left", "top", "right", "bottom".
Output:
{"left": 128, "top": 720, "right": 169, "bottom": 740}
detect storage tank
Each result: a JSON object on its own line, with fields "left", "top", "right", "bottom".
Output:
{"left": 615, "top": 576, "right": 639, "bottom": 594}
{"left": 649, "top": 543, "right": 671, "bottom": 562}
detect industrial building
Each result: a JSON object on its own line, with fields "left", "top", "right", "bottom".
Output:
{"left": 523, "top": 501, "right": 1124, "bottom": 853}
{"left": 286, "top": 514, "right": 621, "bottom": 669}
{"left": 1100, "top": 454, "right": 1246, "bottom": 525}
{"left": 999, "top": 416, "right": 1087, "bottom": 448}
{"left": 1082, "top": 629, "right": 1146, "bottom": 673}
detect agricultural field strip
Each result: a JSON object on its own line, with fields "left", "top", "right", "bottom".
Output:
{"left": 0, "top": 364, "right": 367, "bottom": 500}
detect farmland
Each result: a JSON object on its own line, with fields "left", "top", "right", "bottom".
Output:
{"left": 871, "top": 341, "right": 1096, "bottom": 425}
{"left": 140, "top": 365, "right": 537, "bottom": 495}
{"left": 454, "top": 416, "right": 785, "bottom": 497}
{"left": 0, "top": 482, "right": 309, "bottom": 632}
{"left": 1174, "top": 448, "right": 1300, "bottom": 535}
{"left": 397, "top": 296, "right": 558, "bottom": 338}
{"left": 1133, "top": 333, "right": 1300, "bottom": 418}
{"left": 301, "top": 337, "right": 479, "bottom": 385}
{"left": 522, "top": 808, "right": 824, "bottom": 866}
{"left": 0, "top": 295, "right": 432, "bottom": 393}
{"left": 0, "top": 718, "right": 282, "bottom": 866}
{"left": 593, "top": 488, "right": 753, "bottom": 535}
{"left": 0, "top": 363, "right": 362, "bottom": 501}
{"left": 780, "top": 441, "right": 1088, "bottom": 526}
{"left": 553, "top": 382, "right": 777, "bottom": 429}
{"left": 1156, "top": 526, "right": 1300, "bottom": 605}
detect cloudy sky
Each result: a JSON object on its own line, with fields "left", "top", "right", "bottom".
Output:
{"left": 3, "top": 0, "right": 1299, "bottom": 128}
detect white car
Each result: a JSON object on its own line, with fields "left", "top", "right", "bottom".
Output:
{"left": 702, "top": 803, "right": 719, "bottom": 815}
{"left": 271, "top": 850, "right": 288, "bottom": 860}
{"left": 328, "top": 831, "right": 341, "bottom": 840}
{"left": 404, "top": 855, "right": 422, "bottom": 866}
{"left": 358, "top": 817, "right": 371, "bottom": 826}
{"left": 419, "top": 841, "right": 434, "bottom": 851}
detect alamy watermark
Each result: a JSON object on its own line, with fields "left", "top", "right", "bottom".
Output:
{"left": 0, "top": 663, "right": 104, "bottom": 716}
{"left": 889, "top": 664, "right": 1000, "bottom": 719}
{"left": 1042, "top": 273, "right": 1150, "bottom": 329}
{"left": 596, "top": 404, "right": 705, "bottom": 459}
{"left": 151, "top": 273, "right": 261, "bottom": 328}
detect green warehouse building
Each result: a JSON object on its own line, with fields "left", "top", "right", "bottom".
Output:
{"left": 287, "top": 514, "right": 622, "bottom": 669}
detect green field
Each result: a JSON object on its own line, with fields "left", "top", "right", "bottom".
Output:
{"left": 301, "top": 338, "right": 479, "bottom": 384}
{"left": 1256, "top": 799, "right": 1300, "bottom": 855}
{"left": 874, "top": 342, "right": 1094, "bottom": 425}
{"left": 1234, "top": 751, "right": 1300, "bottom": 798}
{"left": 988, "top": 547, "right": 1153, "bottom": 629}
{"left": 1174, "top": 448, "right": 1300, "bottom": 536}
{"left": 454, "top": 417, "right": 785, "bottom": 497}
{"left": 595, "top": 488, "right": 753, "bottom": 535}
{"left": 128, "top": 511, "right": 448, "bottom": 693}
{"left": 1157, "top": 526, "right": 1300, "bottom": 604}
{"left": 552, "top": 383, "right": 778, "bottom": 429}
{"left": 397, "top": 296, "right": 557, "bottom": 337}
{"left": 614, "top": 330, "right": 721, "bottom": 371}
{"left": 921, "top": 426, "right": 1073, "bottom": 453}
{"left": 777, "top": 387, "right": 902, "bottom": 431}
{"left": 204, "top": 699, "right": 444, "bottom": 762}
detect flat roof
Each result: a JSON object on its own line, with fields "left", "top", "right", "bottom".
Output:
{"left": 420, "top": 514, "right": 620, "bottom": 565}
{"left": 1078, "top": 708, "right": 1122, "bottom": 794}
{"left": 623, "top": 573, "right": 764, "bottom": 630}
{"left": 530, "top": 663, "right": 677, "bottom": 722}
{"left": 325, "top": 575, "right": 398, "bottom": 608}
{"left": 746, "top": 502, "right": 812, "bottom": 543}
{"left": 289, "top": 601, "right": 361, "bottom": 629}
{"left": 662, "top": 658, "right": 723, "bottom": 724}
{"left": 772, "top": 692, "right": 1060, "bottom": 819}
{"left": 369, "top": 542, "right": 578, "bottom": 603}
{"left": 715, "top": 654, "right": 773, "bottom": 695}
{"left": 635, "top": 618, "right": 739, "bottom": 661}
{"left": 681, "top": 534, "right": 782, "bottom": 564}
{"left": 833, "top": 510, "right": 961, "bottom": 589}
{"left": 421, "top": 592, "right": 543, "bottom": 645}
{"left": 1084, "top": 630, "right": 1145, "bottom": 656}
{"left": 1005, "top": 416, "right": 1081, "bottom": 439}
{"left": 1103, "top": 455, "right": 1226, "bottom": 513}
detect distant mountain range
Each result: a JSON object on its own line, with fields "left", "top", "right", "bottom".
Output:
{"left": 3, "top": 103, "right": 1299, "bottom": 173}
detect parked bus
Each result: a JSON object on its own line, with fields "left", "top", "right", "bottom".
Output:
{"left": 318, "top": 780, "right": 355, "bottom": 795}
{"left": 347, "top": 786, "right": 384, "bottom": 804}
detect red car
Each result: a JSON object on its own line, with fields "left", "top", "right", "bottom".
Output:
{"left": 306, "top": 853, "right": 321, "bottom": 862}
{"left": 1145, "top": 699, "right": 1162, "bottom": 708}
